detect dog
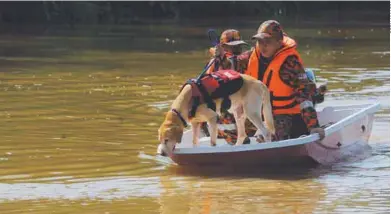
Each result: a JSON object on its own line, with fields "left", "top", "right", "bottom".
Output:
{"left": 157, "top": 70, "right": 275, "bottom": 157}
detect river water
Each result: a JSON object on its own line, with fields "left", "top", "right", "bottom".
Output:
{"left": 0, "top": 25, "right": 389, "bottom": 213}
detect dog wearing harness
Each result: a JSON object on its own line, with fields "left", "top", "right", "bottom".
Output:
{"left": 182, "top": 70, "right": 244, "bottom": 119}
{"left": 157, "top": 70, "right": 276, "bottom": 157}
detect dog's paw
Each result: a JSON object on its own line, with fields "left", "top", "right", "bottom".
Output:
{"left": 256, "top": 135, "right": 266, "bottom": 143}
{"left": 243, "top": 137, "right": 251, "bottom": 144}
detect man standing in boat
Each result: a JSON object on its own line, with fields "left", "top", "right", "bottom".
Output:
{"left": 243, "top": 20, "right": 325, "bottom": 141}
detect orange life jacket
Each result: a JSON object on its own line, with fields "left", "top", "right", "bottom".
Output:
{"left": 245, "top": 36, "right": 303, "bottom": 115}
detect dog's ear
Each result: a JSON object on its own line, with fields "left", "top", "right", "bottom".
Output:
{"left": 175, "top": 132, "right": 183, "bottom": 143}
{"left": 160, "top": 126, "right": 172, "bottom": 139}
{"left": 172, "top": 126, "right": 183, "bottom": 143}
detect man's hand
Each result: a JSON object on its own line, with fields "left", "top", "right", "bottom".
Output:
{"left": 318, "top": 84, "right": 327, "bottom": 95}
{"left": 310, "top": 127, "right": 325, "bottom": 140}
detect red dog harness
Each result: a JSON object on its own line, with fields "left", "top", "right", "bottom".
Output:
{"left": 181, "top": 70, "right": 243, "bottom": 118}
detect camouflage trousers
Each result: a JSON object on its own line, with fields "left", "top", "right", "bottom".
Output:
{"left": 214, "top": 113, "right": 309, "bottom": 144}
{"left": 272, "top": 114, "right": 309, "bottom": 140}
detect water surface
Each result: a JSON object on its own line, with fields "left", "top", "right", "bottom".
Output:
{"left": 0, "top": 25, "right": 389, "bottom": 213}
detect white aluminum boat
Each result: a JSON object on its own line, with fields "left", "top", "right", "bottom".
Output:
{"left": 170, "top": 103, "right": 381, "bottom": 166}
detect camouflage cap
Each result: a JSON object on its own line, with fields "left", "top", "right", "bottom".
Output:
{"left": 252, "top": 20, "right": 284, "bottom": 41}
{"left": 220, "top": 29, "right": 247, "bottom": 46}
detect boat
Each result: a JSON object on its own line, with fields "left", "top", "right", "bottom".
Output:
{"left": 170, "top": 103, "right": 381, "bottom": 166}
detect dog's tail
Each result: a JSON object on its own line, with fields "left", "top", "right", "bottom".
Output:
{"left": 257, "top": 83, "right": 275, "bottom": 135}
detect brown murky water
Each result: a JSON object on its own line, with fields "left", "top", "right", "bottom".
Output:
{"left": 0, "top": 25, "right": 389, "bottom": 213}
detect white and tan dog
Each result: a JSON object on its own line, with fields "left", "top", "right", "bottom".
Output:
{"left": 157, "top": 74, "right": 275, "bottom": 157}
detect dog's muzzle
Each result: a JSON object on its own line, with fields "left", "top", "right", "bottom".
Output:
{"left": 157, "top": 144, "right": 165, "bottom": 156}
{"left": 159, "top": 151, "right": 167, "bottom": 157}
{"left": 157, "top": 144, "right": 175, "bottom": 157}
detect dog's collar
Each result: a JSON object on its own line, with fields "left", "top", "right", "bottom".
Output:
{"left": 171, "top": 109, "right": 188, "bottom": 128}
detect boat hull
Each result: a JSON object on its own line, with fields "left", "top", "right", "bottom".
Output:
{"left": 171, "top": 144, "right": 316, "bottom": 166}
{"left": 170, "top": 103, "right": 380, "bottom": 166}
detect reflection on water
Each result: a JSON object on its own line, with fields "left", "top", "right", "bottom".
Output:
{"left": 0, "top": 177, "right": 162, "bottom": 200}
{"left": 0, "top": 25, "right": 389, "bottom": 213}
